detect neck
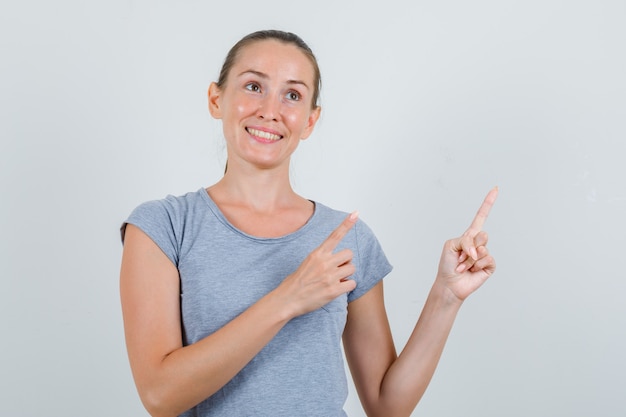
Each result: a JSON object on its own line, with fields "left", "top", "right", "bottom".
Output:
{"left": 208, "top": 160, "right": 302, "bottom": 213}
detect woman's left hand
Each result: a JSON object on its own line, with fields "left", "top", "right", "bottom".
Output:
{"left": 436, "top": 187, "right": 499, "bottom": 302}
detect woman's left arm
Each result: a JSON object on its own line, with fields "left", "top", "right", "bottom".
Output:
{"left": 343, "top": 187, "right": 498, "bottom": 417}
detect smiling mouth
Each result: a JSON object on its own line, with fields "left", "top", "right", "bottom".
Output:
{"left": 246, "top": 127, "right": 283, "bottom": 142}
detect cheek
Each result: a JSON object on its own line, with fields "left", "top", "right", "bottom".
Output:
{"left": 232, "top": 95, "right": 255, "bottom": 116}
{"left": 234, "top": 103, "right": 248, "bottom": 118}
{"left": 285, "top": 109, "right": 310, "bottom": 130}
{"left": 224, "top": 92, "right": 257, "bottom": 118}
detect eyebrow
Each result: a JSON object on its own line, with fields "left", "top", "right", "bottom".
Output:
{"left": 238, "top": 69, "right": 310, "bottom": 90}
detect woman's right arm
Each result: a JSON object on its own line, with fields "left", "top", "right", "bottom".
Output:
{"left": 120, "top": 215, "right": 357, "bottom": 417}
{"left": 120, "top": 224, "right": 292, "bottom": 417}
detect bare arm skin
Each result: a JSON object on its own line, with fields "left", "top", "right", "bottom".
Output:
{"left": 120, "top": 213, "right": 359, "bottom": 417}
{"left": 343, "top": 187, "right": 498, "bottom": 417}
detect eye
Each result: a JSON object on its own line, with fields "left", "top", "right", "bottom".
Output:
{"left": 285, "top": 90, "right": 301, "bottom": 101}
{"left": 245, "top": 82, "right": 261, "bottom": 93}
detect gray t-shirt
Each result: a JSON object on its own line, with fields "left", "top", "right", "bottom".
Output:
{"left": 123, "top": 188, "right": 393, "bottom": 416}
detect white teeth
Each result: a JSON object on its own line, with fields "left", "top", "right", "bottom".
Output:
{"left": 247, "top": 128, "right": 282, "bottom": 141}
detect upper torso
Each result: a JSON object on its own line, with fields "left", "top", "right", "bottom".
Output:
{"left": 124, "top": 188, "right": 392, "bottom": 416}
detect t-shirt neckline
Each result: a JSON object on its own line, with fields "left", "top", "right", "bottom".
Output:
{"left": 198, "top": 188, "right": 319, "bottom": 243}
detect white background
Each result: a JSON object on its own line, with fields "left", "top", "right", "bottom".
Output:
{"left": 2, "top": 0, "right": 625, "bottom": 416}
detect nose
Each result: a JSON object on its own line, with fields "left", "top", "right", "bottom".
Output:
{"left": 256, "top": 93, "right": 281, "bottom": 121}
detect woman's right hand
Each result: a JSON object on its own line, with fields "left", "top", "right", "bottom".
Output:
{"left": 276, "top": 212, "right": 359, "bottom": 318}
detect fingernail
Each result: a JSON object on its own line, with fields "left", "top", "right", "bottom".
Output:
{"left": 349, "top": 211, "right": 359, "bottom": 221}
{"left": 456, "top": 264, "right": 466, "bottom": 273}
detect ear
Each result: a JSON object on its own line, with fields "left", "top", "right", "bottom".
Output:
{"left": 300, "top": 106, "right": 321, "bottom": 140}
{"left": 208, "top": 82, "right": 223, "bottom": 119}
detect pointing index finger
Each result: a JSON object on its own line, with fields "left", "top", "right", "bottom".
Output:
{"left": 466, "top": 186, "right": 499, "bottom": 234}
{"left": 320, "top": 211, "right": 359, "bottom": 252}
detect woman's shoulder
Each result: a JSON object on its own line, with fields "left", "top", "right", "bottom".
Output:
{"left": 311, "top": 201, "right": 378, "bottom": 241}
{"left": 310, "top": 200, "right": 348, "bottom": 221}
{"left": 122, "top": 189, "right": 209, "bottom": 240}
{"left": 129, "top": 188, "right": 207, "bottom": 216}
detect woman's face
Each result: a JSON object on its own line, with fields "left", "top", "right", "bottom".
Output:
{"left": 208, "top": 39, "right": 321, "bottom": 171}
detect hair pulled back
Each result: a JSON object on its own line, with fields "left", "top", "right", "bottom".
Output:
{"left": 216, "top": 30, "right": 322, "bottom": 109}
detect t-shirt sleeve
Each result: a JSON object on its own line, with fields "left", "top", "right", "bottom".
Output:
{"left": 348, "top": 219, "right": 393, "bottom": 303}
{"left": 120, "top": 198, "right": 181, "bottom": 267}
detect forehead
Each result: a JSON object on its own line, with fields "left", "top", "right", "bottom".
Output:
{"left": 231, "top": 40, "right": 315, "bottom": 84}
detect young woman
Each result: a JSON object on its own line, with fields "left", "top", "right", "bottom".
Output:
{"left": 120, "top": 30, "right": 498, "bottom": 417}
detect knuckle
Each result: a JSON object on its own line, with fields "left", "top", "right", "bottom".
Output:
{"left": 476, "top": 231, "right": 489, "bottom": 243}
{"left": 341, "top": 248, "right": 354, "bottom": 259}
{"left": 311, "top": 247, "right": 325, "bottom": 260}
{"left": 343, "top": 279, "right": 357, "bottom": 292}
{"left": 328, "top": 230, "right": 340, "bottom": 241}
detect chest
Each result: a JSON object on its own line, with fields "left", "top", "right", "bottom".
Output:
{"left": 177, "top": 234, "right": 345, "bottom": 342}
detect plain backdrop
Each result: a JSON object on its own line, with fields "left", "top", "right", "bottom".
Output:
{"left": 2, "top": 0, "right": 625, "bottom": 416}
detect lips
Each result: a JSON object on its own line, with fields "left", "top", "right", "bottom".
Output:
{"left": 246, "top": 127, "right": 283, "bottom": 142}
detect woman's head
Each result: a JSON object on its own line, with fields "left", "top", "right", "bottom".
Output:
{"left": 216, "top": 30, "right": 321, "bottom": 109}
{"left": 208, "top": 30, "right": 323, "bottom": 173}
